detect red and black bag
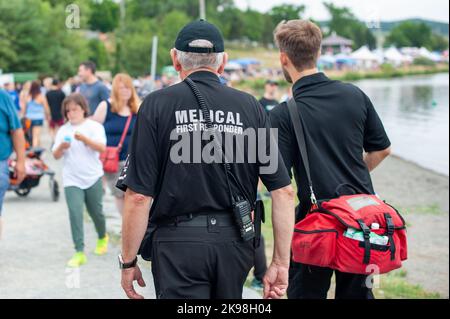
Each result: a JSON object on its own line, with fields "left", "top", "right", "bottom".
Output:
{"left": 100, "top": 114, "right": 132, "bottom": 173}
{"left": 287, "top": 99, "right": 408, "bottom": 275}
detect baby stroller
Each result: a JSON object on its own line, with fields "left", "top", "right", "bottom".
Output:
{"left": 7, "top": 118, "right": 59, "bottom": 202}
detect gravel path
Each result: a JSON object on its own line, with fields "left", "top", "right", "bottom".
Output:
{"left": 371, "top": 155, "right": 449, "bottom": 298}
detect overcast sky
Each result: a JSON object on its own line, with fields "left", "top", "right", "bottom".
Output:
{"left": 234, "top": 0, "right": 449, "bottom": 23}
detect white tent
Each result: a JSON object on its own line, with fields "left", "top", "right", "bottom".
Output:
{"left": 384, "top": 47, "right": 410, "bottom": 66}
{"left": 351, "top": 46, "right": 379, "bottom": 68}
{"left": 419, "top": 47, "right": 442, "bottom": 62}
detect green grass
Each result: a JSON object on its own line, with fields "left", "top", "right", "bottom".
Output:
{"left": 374, "top": 270, "right": 441, "bottom": 299}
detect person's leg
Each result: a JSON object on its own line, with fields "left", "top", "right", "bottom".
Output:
{"left": 151, "top": 227, "right": 213, "bottom": 299}
{"left": 84, "top": 178, "right": 106, "bottom": 239}
{"left": 334, "top": 271, "right": 375, "bottom": 299}
{"left": 287, "top": 262, "right": 334, "bottom": 299}
{"left": 32, "top": 124, "right": 42, "bottom": 147}
{"left": 48, "top": 121, "right": 55, "bottom": 142}
{"left": 32, "top": 123, "right": 42, "bottom": 147}
{"left": 214, "top": 237, "right": 255, "bottom": 299}
{"left": 64, "top": 186, "right": 86, "bottom": 252}
{"left": 0, "top": 160, "right": 10, "bottom": 240}
{"left": 252, "top": 234, "right": 267, "bottom": 285}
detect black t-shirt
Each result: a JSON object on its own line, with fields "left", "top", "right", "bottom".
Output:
{"left": 46, "top": 89, "right": 66, "bottom": 121}
{"left": 270, "top": 73, "right": 391, "bottom": 220}
{"left": 259, "top": 97, "right": 279, "bottom": 113}
{"left": 117, "top": 71, "right": 290, "bottom": 223}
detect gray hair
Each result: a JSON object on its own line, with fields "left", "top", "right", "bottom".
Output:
{"left": 176, "top": 39, "right": 225, "bottom": 71}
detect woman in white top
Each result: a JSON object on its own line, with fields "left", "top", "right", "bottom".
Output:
{"left": 52, "top": 93, "right": 108, "bottom": 268}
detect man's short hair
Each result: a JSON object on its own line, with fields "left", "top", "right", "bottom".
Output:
{"left": 80, "top": 61, "right": 96, "bottom": 74}
{"left": 176, "top": 40, "right": 225, "bottom": 71}
{"left": 274, "top": 20, "right": 322, "bottom": 71}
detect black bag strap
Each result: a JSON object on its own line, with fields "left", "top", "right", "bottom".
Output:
{"left": 357, "top": 219, "right": 372, "bottom": 265}
{"left": 184, "top": 77, "right": 252, "bottom": 208}
{"left": 384, "top": 213, "right": 396, "bottom": 261}
{"left": 287, "top": 98, "right": 317, "bottom": 205}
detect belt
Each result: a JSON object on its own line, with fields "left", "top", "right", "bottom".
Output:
{"left": 159, "top": 213, "right": 235, "bottom": 228}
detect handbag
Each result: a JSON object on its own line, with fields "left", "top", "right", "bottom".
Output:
{"left": 100, "top": 114, "right": 132, "bottom": 173}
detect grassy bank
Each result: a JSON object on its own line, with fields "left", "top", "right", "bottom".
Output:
{"left": 234, "top": 64, "right": 449, "bottom": 93}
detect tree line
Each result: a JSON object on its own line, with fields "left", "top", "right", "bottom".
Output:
{"left": 0, "top": 0, "right": 448, "bottom": 78}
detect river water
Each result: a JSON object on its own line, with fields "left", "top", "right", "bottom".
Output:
{"left": 354, "top": 73, "right": 449, "bottom": 176}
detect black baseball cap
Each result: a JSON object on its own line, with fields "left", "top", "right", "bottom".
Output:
{"left": 175, "top": 19, "right": 225, "bottom": 53}
{"left": 266, "top": 80, "right": 279, "bottom": 86}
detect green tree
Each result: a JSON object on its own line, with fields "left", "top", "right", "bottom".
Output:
{"left": 89, "top": 0, "right": 119, "bottom": 32}
{"left": 88, "top": 39, "right": 110, "bottom": 70}
{"left": 386, "top": 22, "right": 431, "bottom": 48}
{"left": 430, "top": 34, "right": 449, "bottom": 51}
{"left": 0, "top": 0, "right": 92, "bottom": 78}
{"left": 386, "top": 21, "right": 448, "bottom": 51}
{"left": 269, "top": 4, "right": 305, "bottom": 25}
{"left": 117, "top": 11, "right": 191, "bottom": 76}
{"left": 324, "top": 2, "right": 376, "bottom": 49}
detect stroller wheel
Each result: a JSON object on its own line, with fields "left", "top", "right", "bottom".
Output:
{"left": 15, "top": 187, "right": 31, "bottom": 197}
{"left": 51, "top": 180, "right": 60, "bottom": 202}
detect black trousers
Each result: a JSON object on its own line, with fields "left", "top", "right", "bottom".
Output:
{"left": 151, "top": 224, "right": 255, "bottom": 299}
{"left": 287, "top": 261, "right": 375, "bottom": 299}
{"left": 253, "top": 234, "right": 267, "bottom": 281}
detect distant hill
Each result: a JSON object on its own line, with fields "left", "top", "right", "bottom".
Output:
{"left": 318, "top": 18, "right": 449, "bottom": 37}
{"left": 380, "top": 18, "right": 449, "bottom": 37}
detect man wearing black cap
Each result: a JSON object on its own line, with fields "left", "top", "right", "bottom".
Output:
{"left": 117, "top": 20, "right": 295, "bottom": 299}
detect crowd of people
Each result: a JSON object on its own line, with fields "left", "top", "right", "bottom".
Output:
{"left": 0, "top": 60, "right": 142, "bottom": 267}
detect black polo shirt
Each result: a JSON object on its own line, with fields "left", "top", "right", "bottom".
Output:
{"left": 259, "top": 97, "right": 279, "bottom": 113}
{"left": 117, "top": 71, "right": 291, "bottom": 223}
{"left": 270, "top": 72, "right": 391, "bottom": 220}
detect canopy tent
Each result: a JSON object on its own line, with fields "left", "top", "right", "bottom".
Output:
{"left": 229, "top": 58, "right": 261, "bottom": 68}
{"left": 384, "top": 47, "right": 411, "bottom": 65}
{"left": 419, "top": 47, "right": 442, "bottom": 62}
{"left": 322, "top": 32, "right": 354, "bottom": 54}
{"left": 334, "top": 53, "right": 357, "bottom": 66}
{"left": 351, "top": 46, "right": 378, "bottom": 61}
{"left": 350, "top": 46, "right": 379, "bottom": 68}
{"left": 224, "top": 61, "right": 243, "bottom": 71}
{"left": 318, "top": 55, "right": 336, "bottom": 69}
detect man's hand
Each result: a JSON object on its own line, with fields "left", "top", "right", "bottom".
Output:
{"left": 14, "top": 160, "right": 26, "bottom": 184}
{"left": 262, "top": 262, "right": 289, "bottom": 299}
{"left": 121, "top": 265, "right": 146, "bottom": 299}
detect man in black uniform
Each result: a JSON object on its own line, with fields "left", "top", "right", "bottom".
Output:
{"left": 270, "top": 20, "right": 392, "bottom": 299}
{"left": 259, "top": 80, "right": 279, "bottom": 113}
{"left": 117, "top": 20, "right": 295, "bottom": 299}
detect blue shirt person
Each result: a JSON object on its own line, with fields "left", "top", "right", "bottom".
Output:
{"left": 0, "top": 89, "right": 26, "bottom": 223}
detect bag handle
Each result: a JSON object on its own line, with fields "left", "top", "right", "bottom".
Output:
{"left": 117, "top": 114, "right": 133, "bottom": 150}
{"left": 287, "top": 98, "right": 317, "bottom": 205}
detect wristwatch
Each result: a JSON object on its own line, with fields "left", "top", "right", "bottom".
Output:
{"left": 118, "top": 254, "right": 138, "bottom": 269}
